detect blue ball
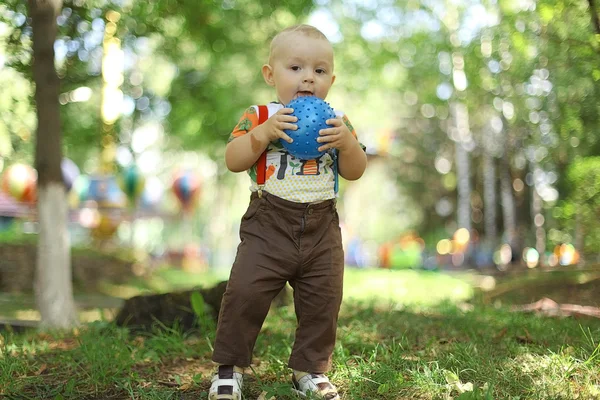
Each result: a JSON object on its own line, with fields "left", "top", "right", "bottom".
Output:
{"left": 281, "top": 96, "right": 336, "bottom": 160}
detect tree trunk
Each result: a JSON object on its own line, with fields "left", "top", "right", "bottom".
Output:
{"left": 28, "top": 0, "right": 78, "bottom": 328}
{"left": 451, "top": 102, "right": 472, "bottom": 232}
{"left": 455, "top": 143, "right": 471, "bottom": 231}
{"left": 587, "top": 0, "right": 600, "bottom": 35}
{"left": 482, "top": 150, "right": 497, "bottom": 246}
{"left": 115, "top": 281, "right": 292, "bottom": 332}
{"left": 531, "top": 185, "right": 545, "bottom": 266}
{"left": 499, "top": 156, "right": 517, "bottom": 252}
{"left": 574, "top": 211, "right": 585, "bottom": 266}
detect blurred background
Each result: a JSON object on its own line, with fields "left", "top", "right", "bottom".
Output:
{"left": 1, "top": 0, "right": 599, "bottom": 322}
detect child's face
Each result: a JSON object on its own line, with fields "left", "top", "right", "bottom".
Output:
{"left": 262, "top": 33, "right": 336, "bottom": 105}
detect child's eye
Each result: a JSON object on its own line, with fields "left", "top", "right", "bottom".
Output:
{"left": 316, "top": 68, "right": 326, "bottom": 74}
{"left": 291, "top": 66, "right": 301, "bottom": 71}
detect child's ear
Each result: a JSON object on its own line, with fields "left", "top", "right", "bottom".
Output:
{"left": 262, "top": 64, "right": 275, "bottom": 86}
{"left": 331, "top": 74, "right": 336, "bottom": 86}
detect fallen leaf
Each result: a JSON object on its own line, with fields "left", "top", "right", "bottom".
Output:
{"left": 493, "top": 327, "right": 508, "bottom": 342}
{"left": 34, "top": 364, "right": 47, "bottom": 376}
{"left": 257, "top": 391, "right": 276, "bottom": 400}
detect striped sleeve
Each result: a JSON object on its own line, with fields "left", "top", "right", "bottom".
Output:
{"left": 228, "top": 106, "right": 260, "bottom": 143}
{"left": 342, "top": 114, "right": 366, "bottom": 152}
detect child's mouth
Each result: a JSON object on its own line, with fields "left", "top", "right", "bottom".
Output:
{"left": 296, "top": 91, "right": 313, "bottom": 97}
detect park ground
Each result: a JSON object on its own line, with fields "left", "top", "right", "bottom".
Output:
{"left": 2, "top": 267, "right": 600, "bottom": 399}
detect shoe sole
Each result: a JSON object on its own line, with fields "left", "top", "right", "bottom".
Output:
{"left": 291, "top": 388, "right": 340, "bottom": 400}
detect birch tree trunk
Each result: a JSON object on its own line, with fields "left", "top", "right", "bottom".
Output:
{"left": 28, "top": 0, "right": 78, "bottom": 328}
{"left": 499, "top": 156, "right": 517, "bottom": 252}
{"left": 531, "top": 183, "right": 545, "bottom": 266}
{"left": 451, "top": 102, "right": 472, "bottom": 232}
{"left": 482, "top": 149, "right": 497, "bottom": 246}
{"left": 455, "top": 142, "right": 471, "bottom": 232}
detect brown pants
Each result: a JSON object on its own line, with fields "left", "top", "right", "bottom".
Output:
{"left": 212, "top": 191, "right": 344, "bottom": 373}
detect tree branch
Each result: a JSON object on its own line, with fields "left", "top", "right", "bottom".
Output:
{"left": 588, "top": 0, "right": 600, "bottom": 35}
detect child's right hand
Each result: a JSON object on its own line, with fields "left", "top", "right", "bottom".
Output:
{"left": 256, "top": 108, "right": 297, "bottom": 143}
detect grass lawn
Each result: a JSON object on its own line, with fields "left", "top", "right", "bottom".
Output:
{"left": 1, "top": 268, "right": 600, "bottom": 399}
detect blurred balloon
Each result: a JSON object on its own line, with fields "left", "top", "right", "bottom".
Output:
{"left": 118, "top": 165, "right": 145, "bottom": 207}
{"left": 140, "top": 176, "right": 164, "bottom": 209}
{"left": 1, "top": 163, "right": 37, "bottom": 203}
{"left": 90, "top": 213, "right": 121, "bottom": 240}
{"left": 61, "top": 158, "right": 80, "bottom": 192}
{"left": 87, "top": 175, "right": 126, "bottom": 208}
{"left": 172, "top": 170, "right": 201, "bottom": 213}
{"left": 70, "top": 175, "right": 90, "bottom": 207}
{"left": 83, "top": 176, "right": 125, "bottom": 240}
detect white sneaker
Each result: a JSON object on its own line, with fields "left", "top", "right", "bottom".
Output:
{"left": 292, "top": 372, "right": 340, "bottom": 400}
{"left": 208, "top": 365, "right": 243, "bottom": 400}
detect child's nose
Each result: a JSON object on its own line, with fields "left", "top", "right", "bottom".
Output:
{"left": 303, "top": 71, "right": 314, "bottom": 83}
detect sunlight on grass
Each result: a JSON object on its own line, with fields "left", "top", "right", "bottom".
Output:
{"left": 343, "top": 268, "right": 473, "bottom": 305}
{"left": 101, "top": 267, "right": 231, "bottom": 298}
{"left": 103, "top": 266, "right": 474, "bottom": 308}
{"left": 504, "top": 351, "right": 600, "bottom": 398}
{"left": 2, "top": 302, "right": 600, "bottom": 399}
{"left": 3, "top": 267, "right": 600, "bottom": 399}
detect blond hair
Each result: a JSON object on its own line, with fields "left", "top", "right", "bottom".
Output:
{"left": 268, "top": 24, "right": 330, "bottom": 63}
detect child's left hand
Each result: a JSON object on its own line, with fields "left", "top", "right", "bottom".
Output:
{"left": 317, "top": 118, "right": 356, "bottom": 153}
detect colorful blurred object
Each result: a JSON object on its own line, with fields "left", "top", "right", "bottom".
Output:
{"left": 82, "top": 176, "right": 125, "bottom": 240}
{"left": 0, "top": 190, "right": 27, "bottom": 218}
{"left": 139, "top": 176, "right": 164, "bottom": 209}
{"left": 86, "top": 175, "right": 127, "bottom": 208}
{"left": 523, "top": 247, "right": 540, "bottom": 268}
{"left": 90, "top": 213, "right": 121, "bottom": 240}
{"left": 554, "top": 243, "right": 579, "bottom": 266}
{"left": 69, "top": 175, "right": 90, "bottom": 208}
{"left": 172, "top": 170, "right": 201, "bottom": 213}
{"left": 379, "top": 233, "right": 424, "bottom": 269}
{"left": 118, "top": 165, "right": 145, "bottom": 207}
{"left": 61, "top": 158, "right": 80, "bottom": 192}
{"left": 0, "top": 163, "right": 37, "bottom": 203}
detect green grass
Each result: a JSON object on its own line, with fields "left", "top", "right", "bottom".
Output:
{"left": 342, "top": 268, "right": 473, "bottom": 305}
{"left": 1, "top": 269, "right": 600, "bottom": 399}
{"left": 112, "top": 267, "right": 474, "bottom": 306}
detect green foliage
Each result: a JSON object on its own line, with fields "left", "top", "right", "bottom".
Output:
{"left": 554, "top": 157, "right": 600, "bottom": 254}
{"left": 567, "top": 157, "right": 600, "bottom": 205}
{"left": 189, "top": 291, "right": 205, "bottom": 317}
{"left": 0, "top": 222, "right": 33, "bottom": 243}
{"left": 190, "top": 290, "right": 215, "bottom": 332}
{"left": 2, "top": 0, "right": 600, "bottom": 249}
{"left": 1, "top": 0, "right": 315, "bottom": 164}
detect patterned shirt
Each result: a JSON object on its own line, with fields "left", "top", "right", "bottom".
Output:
{"left": 229, "top": 103, "right": 362, "bottom": 203}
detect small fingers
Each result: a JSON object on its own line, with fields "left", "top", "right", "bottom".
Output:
{"left": 280, "top": 115, "right": 298, "bottom": 123}
{"left": 318, "top": 143, "right": 333, "bottom": 152}
{"left": 278, "top": 107, "right": 295, "bottom": 115}
{"left": 317, "top": 134, "right": 339, "bottom": 151}
{"left": 280, "top": 122, "right": 298, "bottom": 131}
{"left": 319, "top": 127, "right": 339, "bottom": 136}
{"left": 279, "top": 132, "right": 294, "bottom": 143}
{"left": 317, "top": 133, "right": 334, "bottom": 143}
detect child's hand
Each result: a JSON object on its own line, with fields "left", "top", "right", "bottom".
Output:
{"left": 317, "top": 117, "right": 356, "bottom": 153}
{"left": 257, "top": 108, "right": 297, "bottom": 143}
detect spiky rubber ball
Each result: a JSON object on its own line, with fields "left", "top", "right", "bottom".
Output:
{"left": 281, "top": 96, "right": 336, "bottom": 160}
